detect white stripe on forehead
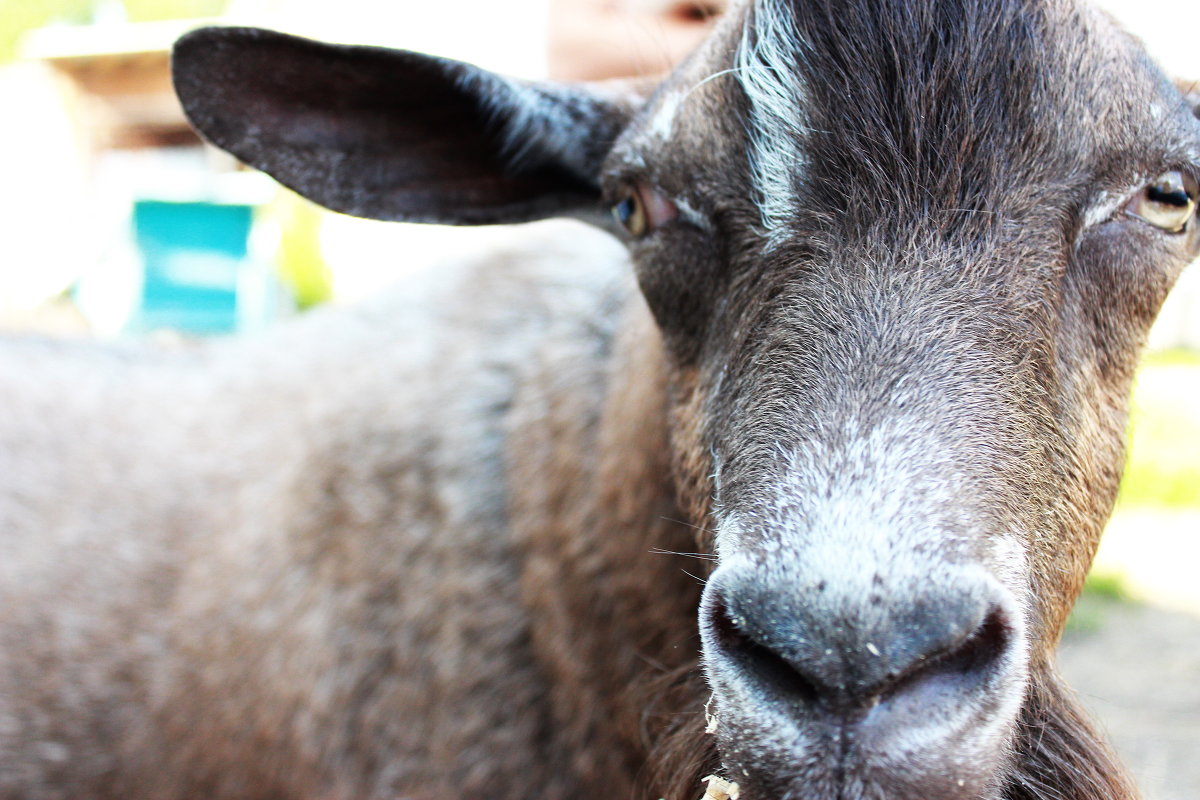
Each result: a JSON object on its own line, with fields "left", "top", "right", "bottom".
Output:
{"left": 650, "top": 90, "right": 686, "bottom": 141}
{"left": 735, "top": 0, "right": 811, "bottom": 248}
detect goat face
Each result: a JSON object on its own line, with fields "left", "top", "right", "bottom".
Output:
{"left": 173, "top": 1, "right": 1199, "bottom": 797}
{"left": 604, "top": 1, "right": 1200, "bottom": 796}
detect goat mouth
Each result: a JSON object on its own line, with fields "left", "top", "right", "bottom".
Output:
{"left": 709, "top": 758, "right": 1006, "bottom": 800}
{"left": 707, "top": 682, "right": 1020, "bottom": 800}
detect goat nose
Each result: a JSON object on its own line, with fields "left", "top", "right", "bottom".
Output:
{"left": 701, "top": 570, "right": 1015, "bottom": 715}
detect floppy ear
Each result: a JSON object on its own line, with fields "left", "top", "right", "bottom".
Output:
{"left": 172, "top": 27, "right": 644, "bottom": 226}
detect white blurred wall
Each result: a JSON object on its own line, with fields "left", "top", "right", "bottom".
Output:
{"left": 224, "top": 0, "right": 548, "bottom": 78}
{"left": 0, "top": 63, "right": 93, "bottom": 317}
{"left": 1097, "top": 0, "right": 1200, "bottom": 79}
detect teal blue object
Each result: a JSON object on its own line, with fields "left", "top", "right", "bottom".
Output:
{"left": 131, "top": 200, "right": 255, "bottom": 335}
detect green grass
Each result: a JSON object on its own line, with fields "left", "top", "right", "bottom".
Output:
{"left": 1067, "top": 571, "right": 1134, "bottom": 634}
{"left": 0, "top": 0, "right": 226, "bottom": 63}
{"left": 0, "top": 0, "right": 90, "bottom": 62}
{"left": 1080, "top": 571, "right": 1131, "bottom": 602}
{"left": 1115, "top": 349, "right": 1200, "bottom": 510}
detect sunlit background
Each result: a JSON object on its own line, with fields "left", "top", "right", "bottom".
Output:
{"left": 1089, "top": 0, "right": 1200, "bottom": 610}
{"left": 0, "top": 1, "right": 1196, "bottom": 797}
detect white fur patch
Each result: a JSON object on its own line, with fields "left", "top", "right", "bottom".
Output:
{"left": 649, "top": 90, "right": 685, "bottom": 141}
{"left": 674, "top": 194, "right": 714, "bottom": 231}
{"left": 1080, "top": 182, "right": 1148, "bottom": 231}
{"left": 734, "top": 0, "right": 811, "bottom": 249}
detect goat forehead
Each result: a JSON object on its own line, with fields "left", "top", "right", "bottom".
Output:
{"left": 712, "top": 0, "right": 1193, "bottom": 228}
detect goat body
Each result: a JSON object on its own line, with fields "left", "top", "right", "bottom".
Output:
{"left": 0, "top": 223, "right": 692, "bottom": 797}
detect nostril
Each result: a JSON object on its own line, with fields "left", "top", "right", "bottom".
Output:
{"left": 884, "top": 604, "right": 1014, "bottom": 703}
{"left": 706, "top": 595, "right": 822, "bottom": 707}
{"left": 942, "top": 605, "right": 1012, "bottom": 674}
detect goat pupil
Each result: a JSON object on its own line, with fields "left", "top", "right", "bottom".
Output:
{"left": 1147, "top": 183, "right": 1189, "bottom": 208}
{"left": 614, "top": 196, "right": 642, "bottom": 233}
{"left": 615, "top": 198, "right": 633, "bottom": 223}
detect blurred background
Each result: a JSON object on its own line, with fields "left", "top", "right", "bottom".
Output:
{"left": 0, "top": 0, "right": 723, "bottom": 337}
{"left": 0, "top": 0, "right": 1196, "bottom": 797}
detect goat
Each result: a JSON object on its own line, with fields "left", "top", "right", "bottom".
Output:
{"left": 3, "top": 0, "right": 1198, "bottom": 798}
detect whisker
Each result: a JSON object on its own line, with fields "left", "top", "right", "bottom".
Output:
{"left": 660, "top": 515, "right": 719, "bottom": 536}
{"left": 650, "top": 547, "right": 719, "bottom": 562}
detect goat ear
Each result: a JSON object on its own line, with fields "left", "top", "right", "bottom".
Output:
{"left": 172, "top": 27, "right": 642, "bottom": 225}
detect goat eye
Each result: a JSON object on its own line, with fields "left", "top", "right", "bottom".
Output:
{"left": 614, "top": 194, "right": 647, "bottom": 237}
{"left": 612, "top": 184, "right": 678, "bottom": 238}
{"left": 1125, "top": 171, "right": 1198, "bottom": 233}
